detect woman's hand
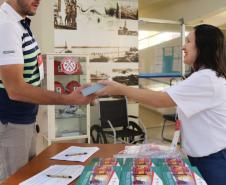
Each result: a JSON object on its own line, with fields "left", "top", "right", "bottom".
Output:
{"left": 95, "top": 80, "right": 126, "bottom": 96}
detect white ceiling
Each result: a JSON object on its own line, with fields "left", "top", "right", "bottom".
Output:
{"left": 190, "top": 9, "right": 226, "bottom": 28}
{"left": 139, "top": 0, "right": 177, "bottom": 13}
{"left": 139, "top": 0, "right": 226, "bottom": 28}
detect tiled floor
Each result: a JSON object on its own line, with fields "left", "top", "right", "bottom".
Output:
{"left": 147, "top": 124, "right": 175, "bottom": 143}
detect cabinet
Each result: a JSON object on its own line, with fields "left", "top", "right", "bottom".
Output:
{"left": 41, "top": 53, "right": 90, "bottom": 145}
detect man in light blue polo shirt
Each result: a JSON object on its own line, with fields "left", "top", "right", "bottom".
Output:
{"left": 0, "top": 0, "right": 93, "bottom": 180}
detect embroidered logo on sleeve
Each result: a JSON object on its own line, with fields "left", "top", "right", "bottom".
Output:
{"left": 2, "top": 50, "right": 15, "bottom": 54}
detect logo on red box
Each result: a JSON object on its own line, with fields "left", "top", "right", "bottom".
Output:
{"left": 61, "top": 57, "right": 81, "bottom": 74}
{"left": 54, "top": 57, "right": 82, "bottom": 75}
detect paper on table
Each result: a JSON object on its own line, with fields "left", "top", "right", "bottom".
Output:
{"left": 19, "top": 165, "right": 84, "bottom": 185}
{"left": 51, "top": 146, "right": 99, "bottom": 162}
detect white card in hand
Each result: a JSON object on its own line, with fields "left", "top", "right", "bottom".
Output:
{"left": 81, "top": 83, "right": 105, "bottom": 96}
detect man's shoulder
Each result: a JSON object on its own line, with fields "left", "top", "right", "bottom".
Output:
{"left": 0, "top": 9, "right": 10, "bottom": 22}
{"left": 0, "top": 9, "right": 21, "bottom": 34}
{"left": 0, "top": 9, "right": 18, "bottom": 27}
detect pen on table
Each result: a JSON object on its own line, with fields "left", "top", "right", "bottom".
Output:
{"left": 46, "top": 174, "right": 72, "bottom": 179}
{"left": 65, "top": 152, "right": 88, "bottom": 157}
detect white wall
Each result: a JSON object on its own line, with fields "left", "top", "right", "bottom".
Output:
{"left": 0, "top": 1, "right": 54, "bottom": 53}
{"left": 31, "top": 1, "right": 54, "bottom": 53}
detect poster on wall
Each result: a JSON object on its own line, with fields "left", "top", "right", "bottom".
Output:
{"left": 54, "top": 0, "right": 138, "bottom": 86}
{"left": 153, "top": 46, "right": 181, "bottom": 74}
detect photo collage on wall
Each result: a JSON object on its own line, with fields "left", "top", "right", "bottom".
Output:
{"left": 54, "top": 0, "right": 138, "bottom": 86}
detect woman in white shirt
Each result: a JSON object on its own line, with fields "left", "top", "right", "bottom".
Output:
{"left": 96, "top": 24, "right": 226, "bottom": 185}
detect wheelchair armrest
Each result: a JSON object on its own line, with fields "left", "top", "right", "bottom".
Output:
{"left": 99, "top": 118, "right": 119, "bottom": 123}
{"left": 128, "top": 121, "right": 144, "bottom": 133}
{"left": 99, "top": 118, "right": 116, "bottom": 126}
{"left": 128, "top": 115, "right": 138, "bottom": 119}
{"left": 99, "top": 118, "right": 116, "bottom": 134}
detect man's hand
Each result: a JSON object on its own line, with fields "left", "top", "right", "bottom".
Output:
{"left": 67, "top": 86, "right": 95, "bottom": 105}
{"left": 0, "top": 64, "right": 96, "bottom": 105}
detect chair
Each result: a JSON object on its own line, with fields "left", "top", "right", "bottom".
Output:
{"left": 90, "top": 97, "right": 146, "bottom": 144}
{"left": 161, "top": 114, "right": 177, "bottom": 142}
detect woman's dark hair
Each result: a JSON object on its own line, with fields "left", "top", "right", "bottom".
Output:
{"left": 193, "top": 24, "right": 226, "bottom": 78}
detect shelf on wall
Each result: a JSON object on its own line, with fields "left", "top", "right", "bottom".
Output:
{"left": 139, "top": 72, "right": 182, "bottom": 78}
